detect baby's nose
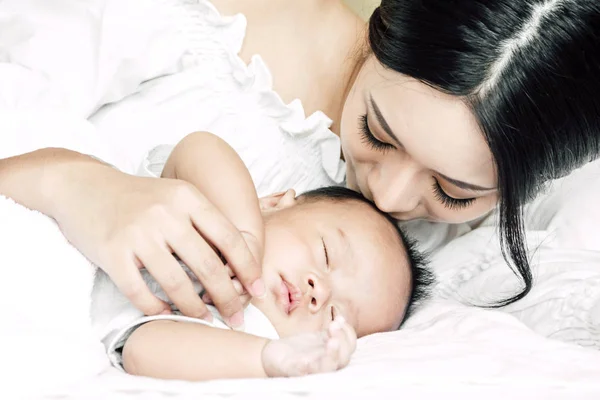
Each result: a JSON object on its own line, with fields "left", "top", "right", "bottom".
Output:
{"left": 307, "top": 276, "right": 331, "bottom": 313}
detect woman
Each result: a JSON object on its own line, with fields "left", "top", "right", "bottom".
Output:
{"left": 0, "top": 0, "right": 598, "bottom": 329}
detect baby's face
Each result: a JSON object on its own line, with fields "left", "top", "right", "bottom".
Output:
{"left": 252, "top": 192, "right": 411, "bottom": 338}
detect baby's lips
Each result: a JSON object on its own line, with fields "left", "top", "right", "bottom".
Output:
{"left": 290, "top": 290, "right": 302, "bottom": 301}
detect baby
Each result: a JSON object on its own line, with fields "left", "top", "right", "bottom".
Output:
{"left": 92, "top": 132, "right": 433, "bottom": 380}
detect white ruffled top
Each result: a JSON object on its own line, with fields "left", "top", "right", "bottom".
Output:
{"left": 91, "top": 0, "right": 346, "bottom": 197}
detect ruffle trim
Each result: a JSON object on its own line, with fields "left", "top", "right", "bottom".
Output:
{"left": 165, "top": 0, "right": 345, "bottom": 184}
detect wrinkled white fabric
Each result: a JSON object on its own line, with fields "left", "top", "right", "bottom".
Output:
{"left": 90, "top": 0, "right": 345, "bottom": 197}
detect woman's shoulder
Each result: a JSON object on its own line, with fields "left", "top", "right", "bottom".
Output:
{"left": 211, "top": 0, "right": 362, "bottom": 119}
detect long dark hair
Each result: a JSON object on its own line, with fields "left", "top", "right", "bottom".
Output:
{"left": 368, "top": 0, "right": 600, "bottom": 305}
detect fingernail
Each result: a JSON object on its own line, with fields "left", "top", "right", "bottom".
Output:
{"left": 160, "top": 309, "right": 172, "bottom": 315}
{"left": 251, "top": 279, "right": 266, "bottom": 298}
{"left": 336, "top": 316, "right": 346, "bottom": 325}
{"left": 202, "top": 294, "right": 211, "bottom": 303}
{"left": 227, "top": 311, "right": 245, "bottom": 330}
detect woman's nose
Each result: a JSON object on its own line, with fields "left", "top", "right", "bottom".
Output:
{"left": 307, "top": 275, "right": 331, "bottom": 313}
{"left": 368, "top": 165, "right": 420, "bottom": 214}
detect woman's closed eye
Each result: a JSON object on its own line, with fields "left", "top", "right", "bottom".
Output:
{"left": 359, "top": 114, "right": 394, "bottom": 153}
{"left": 432, "top": 178, "right": 475, "bottom": 210}
{"left": 359, "top": 113, "right": 476, "bottom": 211}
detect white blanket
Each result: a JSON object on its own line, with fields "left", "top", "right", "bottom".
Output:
{"left": 0, "top": 196, "right": 109, "bottom": 399}
{"left": 0, "top": 106, "right": 119, "bottom": 399}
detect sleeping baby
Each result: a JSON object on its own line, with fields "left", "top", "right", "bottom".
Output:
{"left": 92, "top": 132, "right": 433, "bottom": 380}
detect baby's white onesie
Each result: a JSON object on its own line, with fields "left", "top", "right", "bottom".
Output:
{"left": 91, "top": 265, "right": 279, "bottom": 371}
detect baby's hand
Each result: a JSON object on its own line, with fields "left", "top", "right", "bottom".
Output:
{"left": 261, "top": 317, "right": 357, "bottom": 377}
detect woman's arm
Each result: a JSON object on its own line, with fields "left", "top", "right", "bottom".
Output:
{"left": 0, "top": 148, "right": 263, "bottom": 327}
{"left": 0, "top": 148, "right": 99, "bottom": 219}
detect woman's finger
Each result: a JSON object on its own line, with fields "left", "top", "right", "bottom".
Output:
{"left": 168, "top": 224, "right": 244, "bottom": 329}
{"left": 239, "top": 292, "right": 251, "bottom": 308}
{"left": 202, "top": 280, "right": 249, "bottom": 306}
{"left": 139, "top": 241, "right": 212, "bottom": 322}
{"left": 106, "top": 255, "right": 171, "bottom": 316}
{"left": 187, "top": 197, "right": 265, "bottom": 298}
{"left": 231, "top": 277, "right": 246, "bottom": 295}
{"left": 240, "top": 231, "right": 263, "bottom": 272}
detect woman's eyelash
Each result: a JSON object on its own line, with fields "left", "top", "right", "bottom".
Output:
{"left": 432, "top": 179, "right": 476, "bottom": 210}
{"left": 359, "top": 114, "right": 394, "bottom": 152}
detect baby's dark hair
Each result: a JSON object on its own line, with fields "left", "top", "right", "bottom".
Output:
{"left": 299, "top": 186, "right": 435, "bottom": 327}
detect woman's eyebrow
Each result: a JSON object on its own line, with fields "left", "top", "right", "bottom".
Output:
{"left": 437, "top": 173, "right": 496, "bottom": 192}
{"left": 370, "top": 95, "right": 403, "bottom": 148}
{"left": 369, "top": 94, "right": 496, "bottom": 192}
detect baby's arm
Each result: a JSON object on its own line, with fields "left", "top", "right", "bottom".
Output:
{"left": 162, "top": 132, "right": 263, "bottom": 263}
{"left": 122, "top": 320, "right": 268, "bottom": 380}
{"left": 122, "top": 316, "right": 356, "bottom": 381}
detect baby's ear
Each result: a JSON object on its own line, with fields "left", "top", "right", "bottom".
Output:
{"left": 259, "top": 189, "right": 297, "bottom": 211}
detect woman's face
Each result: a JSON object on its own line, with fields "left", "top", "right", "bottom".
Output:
{"left": 340, "top": 56, "right": 498, "bottom": 224}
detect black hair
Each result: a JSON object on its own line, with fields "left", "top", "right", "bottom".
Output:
{"left": 299, "top": 185, "right": 435, "bottom": 326}
{"left": 369, "top": 0, "right": 600, "bottom": 305}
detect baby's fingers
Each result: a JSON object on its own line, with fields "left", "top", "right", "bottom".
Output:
{"left": 341, "top": 318, "right": 357, "bottom": 354}
{"left": 317, "top": 340, "right": 340, "bottom": 373}
{"left": 296, "top": 348, "right": 337, "bottom": 376}
{"left": 328, "top": 317, "right": 356, "bottom": 368}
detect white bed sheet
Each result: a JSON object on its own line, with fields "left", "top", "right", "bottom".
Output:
{"left": 55, "top": 303, "right": 600, "bottom": 399}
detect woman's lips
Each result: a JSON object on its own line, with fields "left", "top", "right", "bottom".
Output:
{"left": 279, "top": 276, "right": 302, "bottom": 314}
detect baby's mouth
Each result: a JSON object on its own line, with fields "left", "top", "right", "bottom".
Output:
{"left": 280, "top": 276, "right": 302, "bottom": 315}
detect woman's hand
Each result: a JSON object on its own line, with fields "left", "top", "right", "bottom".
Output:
{"left": 201, "top": 265, "right": 252, "bottom": 309}
{"left": 261, "top": 317, "right": 357, "bottom": 377}
{"left": 45, "top": 150, "right": 265, "bottom": 328}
